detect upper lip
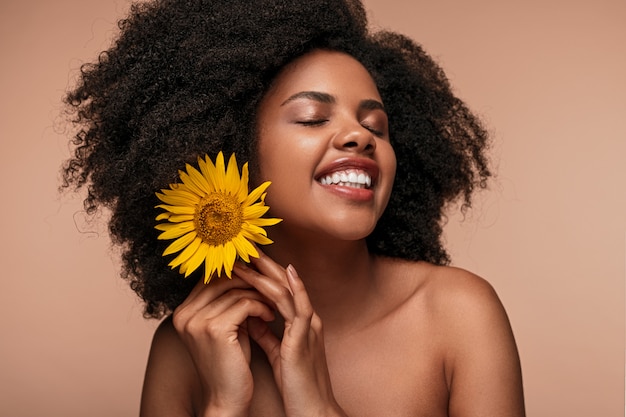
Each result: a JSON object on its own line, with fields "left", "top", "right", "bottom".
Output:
{"left": 315, "top": 157, "right": 379, "bottom": 185}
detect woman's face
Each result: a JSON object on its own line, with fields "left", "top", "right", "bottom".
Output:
{"left": 256, "top": 49, "right": 396, "bottom": 242}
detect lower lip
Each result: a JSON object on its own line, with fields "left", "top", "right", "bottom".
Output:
{"left": 320, "top": 184, "right": 374, "bottom": 202}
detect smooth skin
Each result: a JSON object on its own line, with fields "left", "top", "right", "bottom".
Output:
{"left": 140, "top": 50, "right": 525, "bottom": 417}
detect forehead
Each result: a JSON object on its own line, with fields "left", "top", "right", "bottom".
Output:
{"left": 265, "top": 49, "right": 382, "bottom": 103}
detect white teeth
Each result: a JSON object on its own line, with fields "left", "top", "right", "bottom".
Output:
{"left": 319, "top": 169, "right": 372, "bottom": 189}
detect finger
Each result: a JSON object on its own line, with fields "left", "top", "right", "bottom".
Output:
{"left": 213, "top": 297, "right": 276, "bottom": 338}
{"left": 177, "top": 274, "right": 254, "bottom": 316}
{"left": 247, "top": 317, "right": 281, "bottom": 368}
{"left": 180, "top": 296, "right": 276, "bottom": 344}
{"left": 286, "top": 264, "right": 312, "bottom": 314}
{"left": 248, "top": 247, "right": 289, "bottom": 286}
{"left": 174, "top": 285, "right": 273, "bottom": 335}
{"left": 233, "top": 263, "right": 297, "bottom": 320}
{"left": 285, "top": 264, "right": 317, "bottom": 337}
{"left": 198, "top": 288, "right": 275, "bottom": 322}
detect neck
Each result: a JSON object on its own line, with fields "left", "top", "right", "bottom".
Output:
{"left": 263, "top": 229, "right": 379, "bottom": 334}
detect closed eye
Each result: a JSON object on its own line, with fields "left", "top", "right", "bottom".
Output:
{"left": 296, "top": 119, "right": 329, "bottom": 126}
{"left": 361, "top": 123, "right": 385, "bottom": 137}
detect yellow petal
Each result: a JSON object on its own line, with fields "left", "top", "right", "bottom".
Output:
{"left": 197, "top": 155, "right": 217, "bottom": 191}
{"left": 241, "top": 227, "right": 274, "bottom": 245}
{"left": 242, "top": 222, "right": 268, "bottom": 237}
{"left": 161, "top": 187, "right": 201, "bottom": 199}
{"left": 247, "top": 217, "right": 282, "bottom": 227}
{"left": 168, "top": 236, "right": 202, "bottom": 268}
{"left": 172, "top": 182, "right": 199, "bottom": 196}
{"left": 155, "top": 204, "right": 196, "bottom": 215}
{"left": 237, "top": 163, "right": 250, "bottom": 203}
{"left": 204, "top": 246, "right": 218, "bottom": 283}
{"left": 225, "top": 153, "right": 240, "bottom": 197}
{"left": 244, "top": 181, "right": 271, "bottom": 206}
{"left": 163, "top": 231, "right": 197, "bottom": 256}
{"left": 166, "top": 214, "right": 195, "bottom": 223}
{"left": 213, "top": 244, "right": 224, "bottom": 276}
{"left": 223, "top": 241, "right": 237, "bottom": 278}
{"left": 231, "top": 234, "right": 258, "bottom": 262}
{"left": 157, "top": 221, "right": 195, "bottom": 239}
{"left": 155, "top": 212, "right": 171, "bottom": 221}
{"left": 183, "top": 242, "right": 209, "bottom": 277}
{"left": 156, "top": 190, "right": 200, "bottom": 206}
{"left": 178, "top": 170, "right": 206, "bottom": 197}
{"left": 214, "top": 152, "right": 226, "bottom": 192}
{"left": 243, "top": 204, "right": 270, "bottom": 219}
{"left": 187, "top": 164, "right": 213, "bottom": 195}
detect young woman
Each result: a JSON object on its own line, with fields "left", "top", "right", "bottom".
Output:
{"left": 62, "top": 0, "right": 525, "bottom": 416}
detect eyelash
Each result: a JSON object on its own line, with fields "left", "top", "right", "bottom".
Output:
{"left": 296, "top": 119, "right": 328, "bottom": 126}
{"left": 361, "top": 123, "right": 384, "bottom": 137}
{"left": 296, "top": 119, "right": 385, "bottom": 138}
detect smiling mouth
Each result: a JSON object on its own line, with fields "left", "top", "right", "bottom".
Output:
{"left": 318, "top": 169, "right": 372, "bottom": 189}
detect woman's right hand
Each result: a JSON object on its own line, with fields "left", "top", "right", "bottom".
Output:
{"left": 172, "top": 276, "right": 275, "bottom": 417}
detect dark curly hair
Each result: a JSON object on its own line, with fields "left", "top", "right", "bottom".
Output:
{"left": 62, "top": 0, "right": 490, "bottom": 318}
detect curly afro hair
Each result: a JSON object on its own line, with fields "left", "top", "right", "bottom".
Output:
{"left": 62, "top": 0, "right": 490, "bottom": 318}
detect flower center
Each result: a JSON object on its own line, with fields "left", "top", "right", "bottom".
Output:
{"left": 194, "top": 193, "right": 243, "bottom": 246}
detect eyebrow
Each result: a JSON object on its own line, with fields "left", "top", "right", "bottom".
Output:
{"left": 281, "top": 91, "right": 335, "bottom": 106}
{"left": 281, "top": 91, "right": 386, "bottom": 112}
{"left": 359, "top": 98, "right": 385, "bottom": 112}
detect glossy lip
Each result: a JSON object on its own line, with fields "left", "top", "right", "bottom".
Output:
{"left": 315, "top": 157, "right": 379, "bottom": 202}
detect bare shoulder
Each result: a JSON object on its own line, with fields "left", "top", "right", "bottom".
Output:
{"left": 373, "top": 259, "right": 516, "bottom": 348}
{"left": 376, "top": 257, "right": 504, "bottom": 317}
{"left": 406, "top": 262, "right": 525, "bottom": 416}
{"left": 398, "top": 262, "right": 516, "bottom": 345}
{"left": 140, "top": 316, "right": 200, "bottom": 417}
{"left": 145, "top": 316, "right": 193, "bottom": 368}
{"left": 376, "top": 258, "right": 525, "bottom": 415}
{"left": 424, "top": 264, "right": 507, "bottom": 319}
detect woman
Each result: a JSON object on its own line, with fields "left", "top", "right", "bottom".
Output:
{"left": 62, "top": 0, "right": 525, "bottom": 415}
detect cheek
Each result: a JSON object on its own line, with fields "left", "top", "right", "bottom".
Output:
{"left": 378, "top": 144, "right": 397, "bottom": 206}
{"left": 262, "top": 172, "right": 304, "bottom": 221}
{"left": 389, "top": 149, "right": 397, "bottom": 178}
{"left": 258, "top": 131, "right": 320, "bottom": 181}
{"left": 381, "top": 143, "right": 397, "bottom": 182}
{"left": 258, "top": 147, "right": 304, "bottom": 187}
{"left": 256, "top": 141, "right": 304, "bottom": 208}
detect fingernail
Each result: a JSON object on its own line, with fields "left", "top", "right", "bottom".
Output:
{"left": 286, "top": 264, "right": 297, "bottom": 277}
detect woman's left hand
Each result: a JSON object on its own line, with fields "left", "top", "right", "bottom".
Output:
{"left": 233, "top": 250, "right": 347, "bottom": 417}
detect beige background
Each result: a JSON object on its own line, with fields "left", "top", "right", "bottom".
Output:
{"left": 1, "top": 0, "right": 624, "bottom": 416}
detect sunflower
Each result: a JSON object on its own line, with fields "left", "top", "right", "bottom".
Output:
{"left": 155, "top": 152, "right": 281, "bottom": 283}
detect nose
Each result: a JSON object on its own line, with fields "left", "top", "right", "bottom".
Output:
{"left": 332, "top": 122, "right": 376, "bottom": 154}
